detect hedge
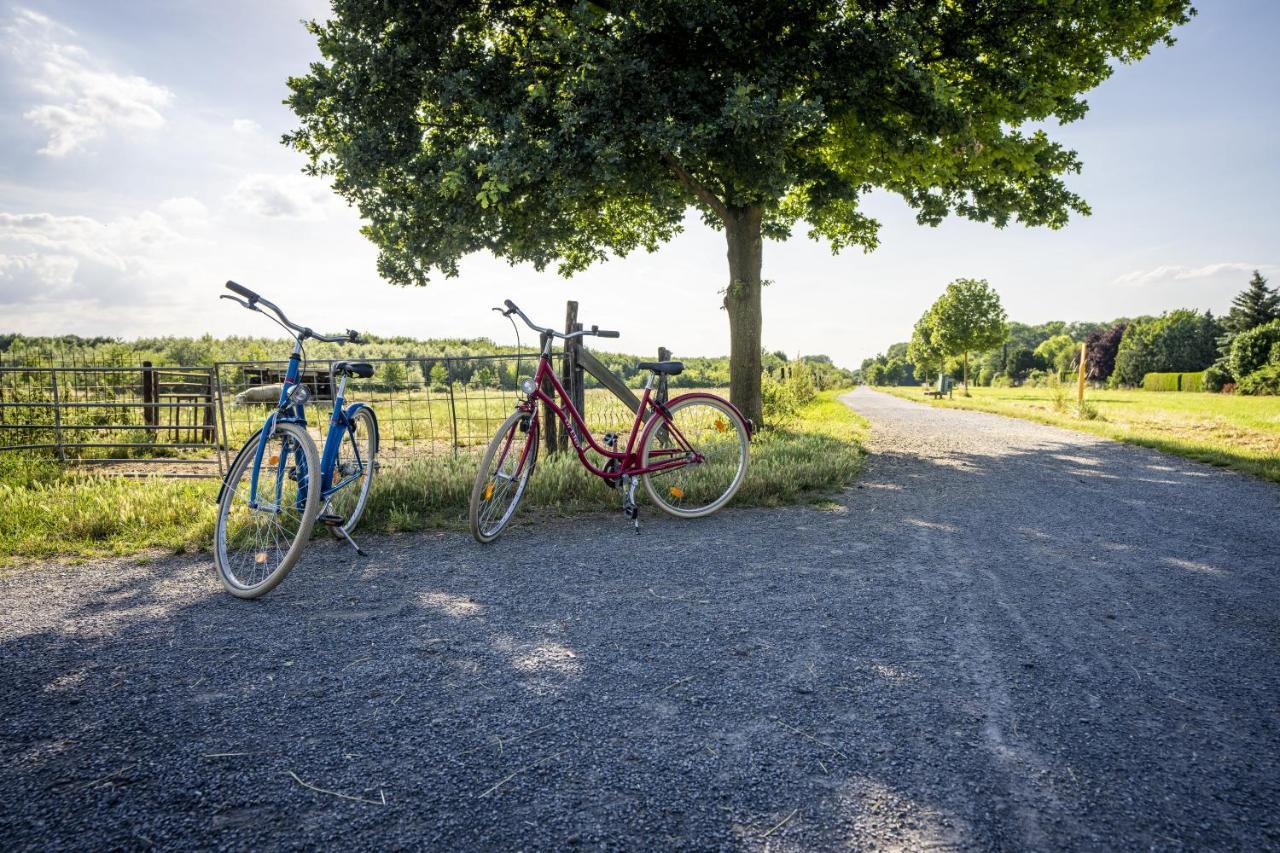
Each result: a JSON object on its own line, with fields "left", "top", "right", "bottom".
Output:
{"left": 1142, "top": 371, "right": 1207, "bottom": 392}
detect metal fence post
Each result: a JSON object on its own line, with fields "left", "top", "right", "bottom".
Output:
{"left": 446, "top": 373, "right": 459, "bottom": 457}
{"left": 49, "top": 368, "right": 65, "bottom": 462}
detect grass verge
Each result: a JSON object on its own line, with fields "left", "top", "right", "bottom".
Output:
{"left": 0, "top": 390, "right": 866, "bottom": 562}
{"left": 876, "top": 385, "right": 1280, "bottom": 483}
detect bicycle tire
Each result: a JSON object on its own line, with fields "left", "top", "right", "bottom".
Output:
{"left": 469, "top": 409, "right": 539, "bottom": 543}
{"left": 214, "top": 421, "right": 321, "bottom": 598}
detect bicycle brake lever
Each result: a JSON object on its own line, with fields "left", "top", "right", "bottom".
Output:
{"left": 220, "top": 294, "right": 253, "bottom": 310}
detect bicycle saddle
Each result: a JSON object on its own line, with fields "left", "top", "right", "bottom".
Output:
{"left": 637, "top": 360, "right": 684, "bottom": 376}
{"left": 333, "top": 361, "right": 374, "bottom": 378}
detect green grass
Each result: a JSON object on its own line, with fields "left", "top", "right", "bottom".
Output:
{"left": 877, "top": 385, "right": 1280, "bottom": 483}
{"left": 0, "top": 390, "right": 865, "bottom": 562}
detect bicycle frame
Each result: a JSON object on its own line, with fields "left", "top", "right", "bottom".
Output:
{"left": 521, "top": 346, "right": 703, "bottom": 480}
{"left": 229, "top": 337, "right": 371, "bottom": 511}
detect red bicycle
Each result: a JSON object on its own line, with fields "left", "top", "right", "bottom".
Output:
{"left": 470, "top": 300, "right": 753, "bottom": 542}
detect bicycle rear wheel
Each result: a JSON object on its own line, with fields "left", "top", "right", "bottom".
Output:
{"left": 469, "top": 409, "right": 539, "bottom": 543}
{"left": 640, "top": 395, "right": 748, "bottom": 518}
{"left": 323, "top": 407, "right": 378, "bottom": 535}
{"left": 214, "top": 422, "right": 320, "bottom": 598}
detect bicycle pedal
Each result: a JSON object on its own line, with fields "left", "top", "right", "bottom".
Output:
{"left": 318, "top": 513, "right": 345, "bottom": 526}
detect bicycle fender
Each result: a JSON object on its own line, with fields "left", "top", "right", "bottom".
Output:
{"left": 342, "top": 402, "right": 378, "bottom": 440}
{"left": 662, "top": 392, "right": 754, "bottom": 440}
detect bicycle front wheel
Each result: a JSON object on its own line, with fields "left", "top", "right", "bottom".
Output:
{"left": 469, "top": 409, "right": 539, "bottom": 543}
{"left": 640, "top": 395, "right": 748, "bottom": 518}
{"left": 214, "top": 421, "right": 321, "bottom": 598}
{"left": 323, "top": 407, "right": 378, "bottom": 535}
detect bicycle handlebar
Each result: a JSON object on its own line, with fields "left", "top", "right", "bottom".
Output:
{"left": 500, "top": 299, "right": 620, "bottom": 341}
{"left": 223, "top": 281, "right": 360, "bottom": 344}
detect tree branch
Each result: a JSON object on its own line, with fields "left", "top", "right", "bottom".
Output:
{"left": 662, "top": 152, "right": 729, "bottom": 221}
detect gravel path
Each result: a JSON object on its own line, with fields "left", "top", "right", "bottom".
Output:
{"left": 3, "top": 387, "right": 1278, "bottom": 851}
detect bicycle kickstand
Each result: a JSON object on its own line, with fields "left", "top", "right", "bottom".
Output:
{"left": 623, "top": 475, "right": 641, "bottom": 534}
{"left": 334, "top": 525, "right": 366, "bottom": 556}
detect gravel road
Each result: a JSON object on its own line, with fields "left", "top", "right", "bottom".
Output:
{"left": 3, "top": 387, "right": 1278, "bottom": 851}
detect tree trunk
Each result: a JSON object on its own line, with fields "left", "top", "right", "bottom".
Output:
{"left": 962, "top": 351, "right": 969, "bottom": 391}
{"left": 724, "top": 206, "right": 764, "bottom": 425}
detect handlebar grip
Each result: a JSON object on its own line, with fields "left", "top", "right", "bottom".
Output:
{"left": 347, "top": 330, "right": 361, "bottom": 344}
{"left": 225, "top": 280, "right": 259, "bottom": 302}
{"left": 595, "top": 329, "right": 620, "bottom": 339}
{"left": 504, "top": 299, "right": 517, "bottom": 313}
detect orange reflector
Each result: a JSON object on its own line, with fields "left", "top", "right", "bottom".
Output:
{"left": 714, "top": 418, "right": 727, "bottom": 433}
{"left": 483, "top": 481, "right": 495, "bottom": 501}
{"left": 268, "top": 454, "right": 280, "bottom": 465}
{"left": 669, "top": 486, "right": 685, "bottom": 499}
{"left": 255, "top": 552, "right": 268, "bottom": 564}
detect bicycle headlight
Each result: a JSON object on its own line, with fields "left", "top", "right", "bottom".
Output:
{"left": 519, "top": 377, "right": 537, "bottom": 395}
{"left": 286, "top": 383, "right": 310, "bottom": 406}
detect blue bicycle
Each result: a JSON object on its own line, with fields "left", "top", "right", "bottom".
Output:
{"left": 215, "top": 281, "right": 379, "bottom": 598}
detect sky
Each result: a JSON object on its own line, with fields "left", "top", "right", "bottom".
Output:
{"left": 1, "top": 1, "right": 1277, "bottom": 368}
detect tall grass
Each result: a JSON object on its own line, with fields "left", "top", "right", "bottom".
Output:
{"left": 1, "top": 391, "right": 866, "bottom": 561}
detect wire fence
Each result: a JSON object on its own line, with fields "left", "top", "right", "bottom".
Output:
{"left": 1, "top": 353, "right": 649, "bottom": 478}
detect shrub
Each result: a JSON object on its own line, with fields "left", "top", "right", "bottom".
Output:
{"left": 991, "top": 374, "right": 1013, "bottom": 388}
{"left": 1237, "top": 363, "right": 1280, "bottom": 396}
{"left": 1181, "top": 371, "right": 1204, "bottom": 393}
{"left": 1203, "top": 363, "right": 1231, "bottom": 392}
{"left": 1143, "top": 372, "right": 1181, "bottom": 391}
{"left": 1228, "top": 319, "right": 1280, "bottom": 380}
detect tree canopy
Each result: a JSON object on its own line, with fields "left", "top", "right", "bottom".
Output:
{"left": 1224, "top": 271, "right": 1280, "bottom": 336}
{"left": 287, "top": 0, "right": 1194, "bottom": 421}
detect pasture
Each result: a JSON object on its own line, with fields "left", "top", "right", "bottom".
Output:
{"left": 879, "top": 385, "right": 1280, "bottom": 483}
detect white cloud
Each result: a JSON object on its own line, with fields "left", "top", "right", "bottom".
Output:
{"left": 227, "top": 173, "right": 339, "bottom": 220}
{"left": 231, "top": 118, "right": 261, "bottom": 135}
{"left": 1113, "top": 262, "right": 1275, "bottom": 287}
{"left": 157, "top": 196, "right": 209, "bottom": 225}
{"left": 4, "top": 8, "right": 173, "bottom": 156}
{"left": 0, "top": 209, "right": 189, "bottom": 307}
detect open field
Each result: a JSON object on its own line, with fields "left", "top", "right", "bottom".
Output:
{"left": 0, "top": 390, "right": 865, "bottom": 562}
{"left": 877, "top": 384, "right": 1280, "bottom": 483}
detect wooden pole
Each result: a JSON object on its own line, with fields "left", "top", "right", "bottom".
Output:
{"left": 577, "top": 347, "right": 641, "bottom": 414}
{"left": 1077, "top": 342, "right": 1087, "bottom": 404}
{"left": 142, "top": 361, "right": 156, "bottom": 428}
{"left": 656, "top": 346, "right": 671, "bottom": 406}
{"left": 560, "top": 302, "right": 578, "bottom": 452}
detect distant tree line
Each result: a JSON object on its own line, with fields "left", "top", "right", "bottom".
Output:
{"left": 0, "top": 332, "right": 854, "bottom": 393}
{"left": 857, "top": 271, "right": 1280, "bottom": 395}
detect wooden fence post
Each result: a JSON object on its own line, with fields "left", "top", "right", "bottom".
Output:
{"left": 1077, "top": 342, "right": 1088, "bottom": 404}
{"left": 202, "top": 371, "right": 216, "bottom": 443}
{"left": 656, "top": 346, "right": 671, "bottom": 406}
{"left": 561, "top": 301, "right": 578, "bottom": 452}
{"left": 539, "top": 331, "right": 559, "bottom": 455}
{"left": 142, "top": 361, "right": 157, "bottom": 429}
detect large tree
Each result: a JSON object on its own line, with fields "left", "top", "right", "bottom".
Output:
{"left": 927, "top": 278, "right": 1008, "bottom": 390}
{"left": 1224, "top": 271, "right": 1280, "bottom": 336}
{"left": 286, "top": 0, "right": 1193, "bottom": 423}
